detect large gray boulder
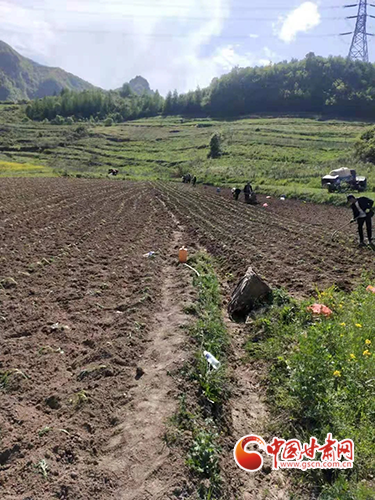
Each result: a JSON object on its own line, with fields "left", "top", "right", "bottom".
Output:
{"left": 228, "top": 267, "right": 272, "bottom": 322}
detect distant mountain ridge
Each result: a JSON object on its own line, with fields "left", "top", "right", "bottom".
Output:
{"left": 0, "top": 40, "right": 95, "bottom": 101}
{"left": 128, "top": 76, "right": 154, "bottom": 95}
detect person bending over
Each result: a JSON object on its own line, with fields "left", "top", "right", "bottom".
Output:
{"left": 347, "top": 194, "right": 374, "bottom": 246}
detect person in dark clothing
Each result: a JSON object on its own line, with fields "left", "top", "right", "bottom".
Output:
{"left": 243, "top": 182, "right": 253, "bottom": 204}
{"left": 192, "top": 176, "right": 197, "bottom": 186}
{"left": 232, "top": 188, "right": 241, "bottom": 201}
{"left": 347, "top": 195, "right": 374, "bottom": 245}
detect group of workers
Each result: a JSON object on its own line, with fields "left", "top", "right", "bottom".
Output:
{"left": 182, "top": 174, "right": 197, "bottom": 186}
{"left": 181, "top": 176, "right": 374, "bottom": 248}
{"left": 232, "top": 182, "right": 256, "bottom": 204}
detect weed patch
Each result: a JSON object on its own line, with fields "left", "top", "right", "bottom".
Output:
{"left": 166, "top": 252, "right": 229, "bottom": 499}
{"left": 246, "top": 283, "right": 375, "bottom": 499}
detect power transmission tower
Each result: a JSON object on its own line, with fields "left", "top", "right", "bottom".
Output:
{"left": 342, "top": 1, "right": 375, "bottom": 62}
{"left": 349, "top": 0, "right": 369, "bottom": 61}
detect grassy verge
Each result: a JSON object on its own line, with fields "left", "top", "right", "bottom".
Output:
{"left": 166, "top": 252, "right": 230, "bottom": 499}
{"left": 246, "top": 284, "right": 375, "bottom": 499}
{"left": 0, "top": 160, "right": 55, "bottom": 177}
{"left": 254, "top": 184, "right": 351, "bottom": 206}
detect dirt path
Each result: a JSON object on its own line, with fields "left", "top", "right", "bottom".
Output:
{"left": 223, "top": 313, "right": 292, "bottom": 500}
{"left": 102, "top": 229, "right": 194, "bottom": 499}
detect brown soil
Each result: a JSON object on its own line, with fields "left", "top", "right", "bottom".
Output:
{"left": 1, "top": 179, "right": 373, "bottom": 499}
{"left": 0, "top": 179, "right": 192, "bottom": 499}
{"left": 154, "top": 183, "right": 375, "bottom": 294}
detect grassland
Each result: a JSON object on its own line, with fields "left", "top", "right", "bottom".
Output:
{"left": 0, "top": 103, "right": 374, "bottom": 203}
{"left": 247, "top": 283, "right": 375, "bottom": 499}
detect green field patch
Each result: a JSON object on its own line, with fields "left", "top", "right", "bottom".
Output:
{"left": 0, "top": 159, "right": 54, "bottom": 177}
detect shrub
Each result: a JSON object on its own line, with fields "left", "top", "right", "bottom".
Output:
{"left": 65, "top": 116, "right": 75, "bottom": 125}
{"left": 208, "top": 133, "right": 222, "bottom": 159}
{"left": 355, "top": 127, "right": 375, "bottom": 163}
{"left": 51, "top": 115, "right": 65, "bottom": 125}
{"left": 104, "top": 117, "right": 114, "bottom": 127}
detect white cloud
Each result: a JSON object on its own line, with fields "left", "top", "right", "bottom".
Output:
{"left": 277, "top": 2, "right": 321, "bottom": 43}
{"left": 0, "top": 1, "right": 56, "bottom": 60}
{"left": 0, "top": 0, "right": 277, "bottom": 94}
{"left": 184, "top": 45, "right": 276, "bottom": 89}
{"left": 0, "top": 0, "right": 234, "bottom": 93}
{"left": 249, "top": 34, "right": 259, "bottom": 39}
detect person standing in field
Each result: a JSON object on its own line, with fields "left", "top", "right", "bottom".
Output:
{"left": 244, "top": 182, "right": 253, "bottom": 204}
{"left": 347, "top": 194, "right": 374, "bottom": 246}
{"left": 232, "top": 188, "right": 241, "bottom": 201}
{"left": 192, "top": 176, "right": 197, "bottom": 186}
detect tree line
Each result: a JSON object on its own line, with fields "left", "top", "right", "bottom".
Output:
{"left": 26, "top": 54, "right": 375, "bottom": 123}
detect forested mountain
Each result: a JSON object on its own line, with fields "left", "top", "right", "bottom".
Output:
{"left": 0, "top": 40, "right": 95, "bottom": 101}
{"left": 26, "top": 53, "right": 375, "bottom": 122}
{"left": 202, "top": 53, "right": 375, "bottom": 118}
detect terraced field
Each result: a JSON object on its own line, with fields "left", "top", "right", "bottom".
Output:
{"left": 1, "top": 105, "right": 373, "bottom": 203}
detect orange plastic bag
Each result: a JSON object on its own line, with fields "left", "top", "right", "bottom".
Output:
{"left": 307, "top": 304, "right": 333, "bottom": 317}
{"left": 366, "top": 285, "right": 375, "bottom": 294}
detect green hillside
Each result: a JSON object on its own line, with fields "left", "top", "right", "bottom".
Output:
{"left": 0, "top": 40, "right": 95, "bottom": 101}
{"left": 1, "top": 104, "right": 373, "bottom": 205}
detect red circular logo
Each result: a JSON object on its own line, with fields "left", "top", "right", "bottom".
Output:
{"left": 234, "top": 435, "right": 267, "bottom": 472}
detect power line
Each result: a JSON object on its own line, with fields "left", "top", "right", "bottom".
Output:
{"left": 0, "top": 26, "right": 343, "bottom": 40}
{"left": 28, "top": 1, "right": 348, "bottom": 11}
{"left": 8, "top": 4, "right": 344, "bottom": 22}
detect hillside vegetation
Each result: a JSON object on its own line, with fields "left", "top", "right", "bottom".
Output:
{"left": 0, "top": 40, "right": 94, "bottom": 101}
{"left": 24, "top": 54, "right": 375, "bottom": 123}
{"left": 0, "top": 103, "right": 373, "bottom": 203}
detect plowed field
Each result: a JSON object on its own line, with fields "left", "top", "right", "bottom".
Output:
{"left": 0, "top": 179, "right": 374, "bottom": 499}
{"left": 154, "top": 182, "right": 375, "bottom": 293}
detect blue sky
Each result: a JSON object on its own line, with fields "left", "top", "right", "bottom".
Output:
{"left": 2, "top": 1, "right": 374, "bottom": 94}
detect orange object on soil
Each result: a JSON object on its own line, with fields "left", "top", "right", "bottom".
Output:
{"left": 179, "top": 247, "right": 188, "bottom": 263}
{"left": 307, "top": 303, "right": 333, "bottom": 317}
{"left": 366, "top": 285, "right": 375, "bottom": 294}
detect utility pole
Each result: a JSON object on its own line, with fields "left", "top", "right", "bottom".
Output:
{"left": 342, "top": 1, "right": 375, "bottom": 62}
{"left": 348, "top": 0, "right": 369, "bottom": 61}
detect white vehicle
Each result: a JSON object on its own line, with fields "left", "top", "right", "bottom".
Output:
{"left": 321, "top": 168, "right": 367, "bottom": 193}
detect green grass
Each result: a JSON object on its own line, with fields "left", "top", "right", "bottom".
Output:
{"left": 0, "top": 159, "right": 54, "bottom": 177}
{"left": 246, "top": 284, "right": 375, "bottom": 499}
{"left": 0, "top": 105, "right": 374, "bottom": 203}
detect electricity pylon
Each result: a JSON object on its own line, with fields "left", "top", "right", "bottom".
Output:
{"left": 348, "top": 0, "right": 369, "bottom": 62}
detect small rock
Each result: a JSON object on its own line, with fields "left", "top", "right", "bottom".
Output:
{"left": 135, "top": 367, "right": 144, "bottom": 380}
{"left": 228, "top": 266, "right": 272, "bottom": 322}
{"left": 70, "top": 472, "right": 78, "bottom": 479}
{"left": 116, "top": 303, "right": 128, "bottom": 312}
{"left": 263, "top": 465, "right": 272, "bottom": 474}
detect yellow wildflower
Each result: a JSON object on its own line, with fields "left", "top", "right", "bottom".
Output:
{"left": 339, "top": 303, "right": 343, "bottom": 308}
{"left": 350, "top": 354, "right": 356, "bottom": 360}
{"left": 355, "top": 323, "right": 362, "bottom": 328}
{"left": 340, "top": 322, "right": 346, "bottom": 327}
{"left": 365, "top": 339, "right": 371, "bottom": 345}
{"left": 363, "top": 350, "right": 372, "bottom": 357}
{"left": 333, "top": 370, "right": 341, "bottom": 377}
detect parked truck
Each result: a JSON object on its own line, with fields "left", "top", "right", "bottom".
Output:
{"left": 321, "top": 168, "right": 367, "bottom": 193}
